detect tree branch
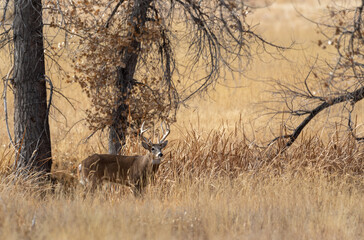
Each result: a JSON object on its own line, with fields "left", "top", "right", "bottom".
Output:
{"left": 104, "top": 0, "right": 125, "bottom": 29}
{"left": 271, "top": 86, "right": 364, "bottom": 149}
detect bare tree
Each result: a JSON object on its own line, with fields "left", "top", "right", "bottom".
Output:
{"left": 270, "top": 0, "right": 364, "bottom": 150}
{"left": 1, "top": 0, "right": 52, "bottom": 175}
{"left": 48, "top": 0, "right": 284, "bottom": 154}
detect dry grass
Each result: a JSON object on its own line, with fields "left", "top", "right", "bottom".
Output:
{"left": 1, "top": 116, "right": 364, "bottom": 239}
{"left": 0, "top": 0, "right": 364, "bottom": 239}
{"left": 0, "top": 127, "right": 363, "bottom": 239}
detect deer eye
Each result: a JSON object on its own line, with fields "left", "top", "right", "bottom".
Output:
{"left": 151, "top": 147, "right": 155, "bottom": 151}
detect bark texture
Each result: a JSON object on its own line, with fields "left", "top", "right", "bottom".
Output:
{"left": 12, "top": 0, "right": 52, "bottom": 173}
{"left": 108, "top": 0, "right": 152, "bottom": 154}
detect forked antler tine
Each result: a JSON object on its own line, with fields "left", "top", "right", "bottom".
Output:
{"left": 140, "top": 122, "right": 151, "bottom": 144}
{"left": 159, "top": 121, "right": 170, "bottom": 143}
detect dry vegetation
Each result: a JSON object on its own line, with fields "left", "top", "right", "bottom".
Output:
{"left": 0, "top": 125, "right": 363, "bottom": 239}
{"left": 0, "top": 0, "right": 364, "bottom": 239}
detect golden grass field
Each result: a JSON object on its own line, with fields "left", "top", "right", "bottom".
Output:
{"left": 0, "top": 0, "right": 364, "bottom": 239}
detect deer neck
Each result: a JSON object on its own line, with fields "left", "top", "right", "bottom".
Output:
{"left": 145, "top": 152, "right": 161, "bottom": 166}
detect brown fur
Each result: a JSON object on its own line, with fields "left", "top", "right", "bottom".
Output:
{"left": 78, "top": 152, "right": 161, "bottom": 194}
{"left": 79, "top": 122, "right": 169, "bottom": 195}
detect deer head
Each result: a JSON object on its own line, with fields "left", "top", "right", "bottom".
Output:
{"left": 140, "top": 121, "right": 170, "bottom": 164}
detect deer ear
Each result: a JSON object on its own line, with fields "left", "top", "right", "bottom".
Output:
{"left": 160, "top": 140, "right": 168, "bottom": 149}
{"left": 142, "top": 141, "right": 150, "bottom": 150}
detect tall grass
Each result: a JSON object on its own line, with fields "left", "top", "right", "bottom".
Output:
{"left": 0, "top": 122, "right": 363, "bottom": 240}
{"left": 0, "top": 1, "right": 363, "bottom": 239}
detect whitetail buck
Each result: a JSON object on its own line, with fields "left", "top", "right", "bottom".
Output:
{"left": 78, "top": 122, "right": 169, "bottom": 195}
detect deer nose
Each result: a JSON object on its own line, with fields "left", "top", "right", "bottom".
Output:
{"left": 158, "top": 153, "right": 163, "bottom": 157}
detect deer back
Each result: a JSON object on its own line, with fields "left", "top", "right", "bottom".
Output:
{"left": 80, "top": 154, "right": 135, "bottom": 183}
{"left": 79, "top": 153, "right": 157, "bottom": 185}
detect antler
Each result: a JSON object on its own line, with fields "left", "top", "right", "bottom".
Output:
{"left": 140, "top": 122, "right": 151, "bottom": 144}
{"left": 159, "top": 121, "right": 170, "bottom": 143}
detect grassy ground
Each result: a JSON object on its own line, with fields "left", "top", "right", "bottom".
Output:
{"left": 0, "top": 125, "right": 363, "bottom": 240}
{"left": 0, "top": 0, "right": 364, "bottom": 239}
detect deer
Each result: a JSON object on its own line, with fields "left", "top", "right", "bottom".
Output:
{"left": 78, "top": 122, "right": 169, "bottom": 195}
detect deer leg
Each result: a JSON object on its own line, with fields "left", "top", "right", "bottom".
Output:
{"left": 130, "top": 177, "right": 145, "bottom": 197}
{"left": 82, "top": 173, "right": 99, "bottom": 194}
{"left": 132, "top": 183, "right": 143, "bottom": 197}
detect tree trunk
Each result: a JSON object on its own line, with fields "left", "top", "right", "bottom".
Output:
{"left": 108, "top": 0, "right": 152, "bottom": 154}
{"left": 12, "top": 0, "right": 52, "bottom": 174}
